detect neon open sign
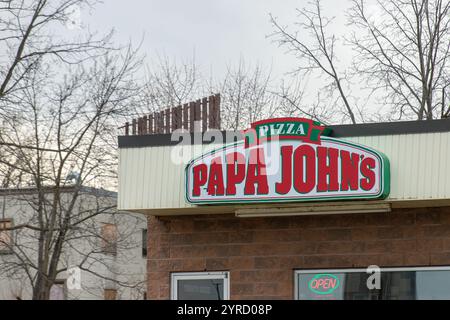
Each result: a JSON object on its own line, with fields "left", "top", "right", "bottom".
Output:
{"left": 185, "top": 118, "right": 390, "bottom": 204}
{"left": 308, "top": 274, "right": 340, "bottom": 295}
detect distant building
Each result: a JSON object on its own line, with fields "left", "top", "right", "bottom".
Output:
{"left": 0, "top": 186, "right": 147, "bottom": 300}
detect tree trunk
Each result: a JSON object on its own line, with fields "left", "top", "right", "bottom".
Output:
{"left": 32, "top": 275, "right": 51, "bottom": 300}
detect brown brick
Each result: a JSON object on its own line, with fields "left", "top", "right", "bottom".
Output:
{"left": 168, "top": 218, "right": 194, "bottom": 233}
{"left": 232, "top": 283, "right": 254, "bottom": 295}
{"left": 148, "top": 280, "right": 160, "bottom": 299}
{"left": 169, "top": 246, "right": 195, "bottom": 259}
{"left": 149, "top": 216, "right": 170, "bottom": 233}
{"left": 377, "top": 226, "right": 404, "bottom": 239}
{"left": 240, "top": 218, "right": 266, "bottom": 230}
{"left": 289, "top": 215, "right": 311, "bottom": 228}
{"left": 403, "top": 253, "right": 430, "bottom": 265}
{"left": 422, "top": 225, "right": 450, "bottom": 238}
{"left": 236, "top": 270, "right": 289, "bottom": 282}
{"left": 216, "top": 219, "right": 241, "bottom": 231}
{"left": 148, "top": 271, "right": 166, "bottom": 281}
{"left": 303, "top": 255, "right": 354, "bottom": 268}
{"left": 338, "top": 214, "right": 368, "bottom": 227}
{"left": 388, "top": 212, "right": 415, "bottom": 225}
{"left": 377, "top": 254, "right": 405, "bottom": 266}
{"left": 193, "top": 219, "right": 218, "bottom": 231}
{"left": 277, "top": 281, "right": 293, "bottom": 296}
{"left": 254, "top": 256, "right": 301, "bottom": 269}
{"left": 400, "top": 226, "right": 419, "bottom": 239}
{"left": 206, "top": 258, "right": 229, "bottom": 270}
{"left": 182, "top": 258, "right": 206, "bottom": 271}
{"left": 443, "top": 239, "right": 450, "bottom": 251}
{"left": 159, "top": 284, "right": 169, "bottom": 298}
{"left": 300, "top": 229, "right": 327, "bottom": 241}
{"left": 365, "top": 213, "right": 390, "bottom": 226}
{"left": 229, "top": 257, "right": 254, "bottom": 269}
{"left": 316, "top": 241, "right": 364, "bottom": 254}
{"left": 149, "top": 246, "right": 170, "bottom": 259}
{"left": 354, "top": 254, "right": 383, "bottom": 267}
{"left": 390, "top": 239, "right": 417, "bottom": 253}
{"left": 227, "top": 244, "right": 242, "bottom": 256}
{"left": 323, "top": 228, "right": 352, "bottom": 241}
{"left": 364, "top": 240, "right": 392, "bottom": 253}
{"left": 147, "top": 260, "right": 158, "bottom": 271}
{"left": 264, "top": 217, "right": 291, "bottom": 229}
{"left": 229, "top": 231, "right": 253, "bottom": 243}
{"left": 351, "top": 227, "right": 378, "bottom": 240}
{"left": 430, "top": 252, "right": 450, "bottom": 265}
{"left": 239, "top": 244, "right": 271, "bottom": 256}
{"left": 254, "top": 283, "right": 278, "bottom": 295}
{"left": 417, "top": 238, "right": 444, "bottom": 252}
{"left": 253, "top": 229, "right": 302, "bottom": 242}
{"left": 416, "top": 211, "right": 441, "bottom": 225}
{"left": 147, "top": 208, "right": 450, "bottom": 300}
{"left": 190, "top": 232, "right": 229, "bottom": 245}
{"left": 166, "top": 233, "right": 193, "bottom": 245}
{"left": 439, "top": 210, "right": 450, "bottom": 224}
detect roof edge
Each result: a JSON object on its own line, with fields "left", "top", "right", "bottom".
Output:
{"left": 118, "top": 118, "right": 450, "bottom": 148}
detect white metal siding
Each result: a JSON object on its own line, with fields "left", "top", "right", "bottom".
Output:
{"left": 118, "top": 132, "right": 450, "bottom": 211}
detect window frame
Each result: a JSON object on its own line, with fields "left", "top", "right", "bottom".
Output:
{"left": 294, "top": 266, "right": 450, "bottom": 300}
{"left": 104, "top": 288, "right": 118, "bottom": 300}
{"left": 142, "top": 229, "right": 147, "bottom": 258}
{"left": 49, "top": 280, "right": 67, "bottom": 300}
{"left": 0, "top": 218, "right": 13, "bottom": 254}
{"left": 100, "top": 223, "right": 118, "bottom": 256}
{"left": 170, "top": 271, "right": 230, "bottom": 300}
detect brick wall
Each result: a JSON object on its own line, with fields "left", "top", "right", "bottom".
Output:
{"left": 147, "top": 206, "right": 450, "bottom": 299}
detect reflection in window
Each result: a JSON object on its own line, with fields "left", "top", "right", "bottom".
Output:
{"left": 104, "top": 288, "right": 117, "bottom": 300}
{"left": 171, "top": 272, "right": 229, "bottom": 300}
{"left": 142, "top": 229, "right": 147, "bottom": 258}
{"left": 296, "top": 267, "right": 450, "bottom": 300}
{"left": 177, "top": 279, "right": 224, "bottom": 300}
{"left": 49, "top": 282, "right": 66, "bottom": 300}
{"left": 101, "top": 223, "right": 118, "bottom": 255}
{"left": 0, "top": 219, "right": 13, "bottom": 253}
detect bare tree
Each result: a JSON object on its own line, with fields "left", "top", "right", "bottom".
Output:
{"left": 269, "top": 0, "right": 449, "bottom": 122}
{"left": 274, "top": 77, "right": 335, "bottom": 124}
{"left": 0, "top": 0, "right": 146, "bottom": 300}
{"left": 0, "top": 48, "right": 144, "bottom": 299}
{"left": 0, "top": 187, "right": 146, "bottom": 300}
{"left": 269, "top": 0, "right": 358, "bottom": 124}
{"left": 140, "top": 54, "right": 201, "bottom": 114}
{"left": 217, "top": 59, "right": 281, "bottom": 130}
{"left": 0, "top": 0, "right": 112, "bottom": 108}
{"left": 348, "top": 0, "right": 450, "bottom": 120}
{"left": 139, "top": 56, "right": 308, "bottom": 131}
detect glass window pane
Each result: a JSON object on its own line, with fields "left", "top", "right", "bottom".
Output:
{"left": 49, "top": 283, "right": 65, "bottom": 300}
{"left": 177, "top": 279, "right": 224, "bottom": 300}
{"left": 296, "top": 268, "right": 450, "bottom": 300}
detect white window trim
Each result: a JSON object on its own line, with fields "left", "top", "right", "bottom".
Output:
{"left": 171, "top": 271, "right": 230, "bottom": 300}
{"left": 294, "top": 266, "right": 450, "bottom": 300}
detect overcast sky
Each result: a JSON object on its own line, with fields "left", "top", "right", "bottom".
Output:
{"left": 83, "top": 0, "right": 358, "bottom": 80}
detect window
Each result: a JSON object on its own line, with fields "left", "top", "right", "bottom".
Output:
{"left": 171, "top": 272, "right": 229, "bottom": 300}
{"left": 295, "top": 267, "right": 450, "bottom": 300}
{"left": 49, "top": 281, "right": 66, "bottom": 300}
{"left": 0, "top": 219, "right": 13, "bottom": 254}
{"left": 101, "top": 223, "right": 118, "bottom": 255}
{"left": 104, "top": 288, "right": 117, "bottom": 300}
{"left": 142, "top": 229, "right": 147, "bottom": 258}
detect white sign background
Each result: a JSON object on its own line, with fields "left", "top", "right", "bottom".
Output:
{"left": 185, "top": 137, "right": 388, "bottom": 204}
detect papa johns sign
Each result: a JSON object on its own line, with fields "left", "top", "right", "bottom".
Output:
{"left": 185, "top": 118, "right": 390, "bottom": 204}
